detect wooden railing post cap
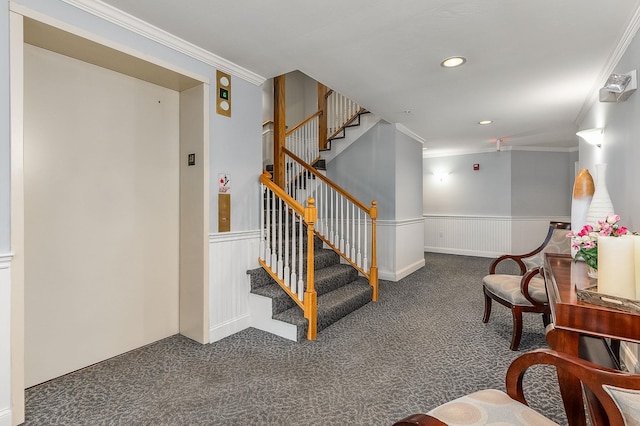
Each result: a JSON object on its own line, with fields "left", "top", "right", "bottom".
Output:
{"left": 370, "top": 200, "right": 378, "bottom": 218}
{"left": 305, "top": 197, "right": 317, "bottom": 223}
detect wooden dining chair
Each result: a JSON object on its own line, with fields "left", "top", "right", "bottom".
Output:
{"left": 482, "top": 221, "right": 571, "bottom": 350}
{"left": 393, "top": 348, "right": 640, "bottom": 426}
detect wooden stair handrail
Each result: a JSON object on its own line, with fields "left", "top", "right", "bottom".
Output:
{"left": 285, "top": 111, "right": 322, "bottom": 137}
{"left": 282, "top": 148, "right": 375, "bottom": 217}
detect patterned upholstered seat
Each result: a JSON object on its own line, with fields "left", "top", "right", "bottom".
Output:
{"left": 482, "top": 222, "right": 571, "bottom": 350}
{"left": 393, "top": 349, "right": 640, "bottom": 426}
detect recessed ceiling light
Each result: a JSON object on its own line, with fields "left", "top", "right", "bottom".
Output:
{"left": 441, "top": 56, "right": 467, "bottom": 68}
{"left": 478, "top": 120, "right": 493, "bottom": 125}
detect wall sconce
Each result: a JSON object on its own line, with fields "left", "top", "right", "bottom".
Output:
{"left": 433, "top": 171, "right": 450, "bottom": 182}
{"left": 600, "top": 70, "right": 637, "bottom": 102}
{"left": 576, "top": 127, "right": 604, "bottom": 148}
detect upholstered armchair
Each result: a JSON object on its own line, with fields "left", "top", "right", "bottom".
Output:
{"left": 482, "top": 221, "right": 571, "bottom": 350}
{"left": 393, "top": 348, "right": 640, "bottom": 426}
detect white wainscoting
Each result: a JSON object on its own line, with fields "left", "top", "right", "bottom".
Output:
{"left": 0, "top": 254, "right": 13, "bottom": 426}
{"left": 208, "top": 231, "right": 260, "bottom": 342}
{"left": 377, "top": 218, "right": 425, "bottom": 282}
{"left": 424, "top": 215, "right": 570, "bottom": 258}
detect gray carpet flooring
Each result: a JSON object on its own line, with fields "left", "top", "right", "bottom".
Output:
{"left": 24, "top": 252, "right": 566, "bottom": 425}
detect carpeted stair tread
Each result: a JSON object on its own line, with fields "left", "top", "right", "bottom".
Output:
{"left": 250, "top": 263, "right": 361, "bottom": 315}
{"left": 274, "top": 277, "right": 373, "bottom": 341}
{"left": 246, "top": 249, "right": 340, "bottom": 291}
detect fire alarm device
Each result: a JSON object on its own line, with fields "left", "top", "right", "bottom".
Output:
{"left": 473, "top": 163, "right": 480, "bottom": 171}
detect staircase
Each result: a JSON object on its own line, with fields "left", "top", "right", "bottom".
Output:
{"left": 248, "top": 233, "right": 372, "bottom": 342}
{"left": 254, "top": 79, "right": 378, "bottom": 341}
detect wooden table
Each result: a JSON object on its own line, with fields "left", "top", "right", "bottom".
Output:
{"left": 544, "top": 253, "right": 640, "bottom": 425}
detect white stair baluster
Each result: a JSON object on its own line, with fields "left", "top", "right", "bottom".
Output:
{"left": 350, "top": 203, "right": 356, "bottom": 261}
{"left": 363, "top": 216, "right": 368, "bottom": 271}
{"left": 340, "top": 195, "right": 345, "bottom": 252}
{"left": 284, "top": 201, "right": 290, "bottom": 288}
{"left": 357, "top": 209, "right": 362, "bottom": 268}
{"left": 265, "top": 189, "right": 271, "bottom": 268}
{"left": 271, "top": 188, "right": 277, "bottom": 270}
{"left": 290, "top": 213, "right": 297, "bottom": 294}
{"left": 298, "top": 214, "right": 304, "bottom": 301}
{"left": 260, "top": 183, "right": 265, "bottom": 262}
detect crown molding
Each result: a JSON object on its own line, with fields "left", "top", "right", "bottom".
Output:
{"left": 423, "top": 145, "right": 578, "bottom": 158}
{"left": 576, "top": 3, "right": 640, "bottom": 124}
{"left": 62, "top": 0, "right": 266, "bottom": 86}
{"left": 395, "top": 124, "right": 425, "bottom": 144}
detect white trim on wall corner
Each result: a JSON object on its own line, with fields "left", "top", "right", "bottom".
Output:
{"left": 61, "top": 0, "right": 266, "bottom": 86}
{"left": 0, "top": 253, "right": 13, "bottom": 269}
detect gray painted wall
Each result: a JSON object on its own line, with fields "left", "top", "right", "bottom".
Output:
{"left": 395, "top": 131, "right": 423, "bottom": 220}
{"left": 327, "top": 121, "right": 397, "bottom": 219}
{"left": 423, "top": 151, "right": 511, "bottom": 216}
{"left": 511, "top": 151, "right": 573, "bottom": 216}
{"left": 423, "top": 150, "right": 574, "bottom": 217}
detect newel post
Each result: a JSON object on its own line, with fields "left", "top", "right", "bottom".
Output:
{"left": 369, "top": 200, "right": 378, "bottom": 302}
{"left": 304, "top": 198, "right": 317, "bottom": 340}
{"left": 273, "top": 75, "right": 286, "bottom": 188}
{"left": 317, "top": 83, "right": 328, "bottom": 150}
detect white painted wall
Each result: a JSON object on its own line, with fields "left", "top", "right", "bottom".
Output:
{"left": 23, "top": 44, "right": 180, "bottom": 386}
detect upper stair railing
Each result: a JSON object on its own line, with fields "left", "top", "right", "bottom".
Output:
{"left": 325, "top": 89, "right": 366, "bottom": 143}
{"left": 285, "top": 112, "right": 321, "bottom": 167}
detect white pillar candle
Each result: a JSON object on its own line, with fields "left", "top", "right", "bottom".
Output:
{"left": 628, "top": 234, "right": 640, "bottom": 300}
{"left": 598, "top": 236, "right": 636, "bottom": 299}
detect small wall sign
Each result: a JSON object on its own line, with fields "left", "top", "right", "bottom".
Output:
{"left": 218, "top": 173, "right": 230, "bottom": 193}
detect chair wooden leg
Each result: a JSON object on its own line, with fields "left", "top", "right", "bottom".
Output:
{"left": 510, "top": 307, "right": 523, "bottom": 351}
{"left": 482, "top": 289, "right": 492, "bottom": 323}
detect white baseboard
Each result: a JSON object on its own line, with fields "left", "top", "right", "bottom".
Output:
{"left": 208, "top": 314, "right": 251, "bottom": 343}
{"left": 0, "top": 408, "right": 11, "bottom": 426}
{"left": 379, "top": 257, "right": 425, "bottom": 281}
{"left": 424, "top": 246, "right": 500, "bottom": 259}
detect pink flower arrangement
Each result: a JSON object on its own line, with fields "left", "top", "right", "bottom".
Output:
{"left": 567, "top": 214, "right": 629, "bottom": 269}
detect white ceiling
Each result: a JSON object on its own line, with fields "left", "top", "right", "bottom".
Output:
{"left": 99, "top": 0, "right": 640, "bottom": 155}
